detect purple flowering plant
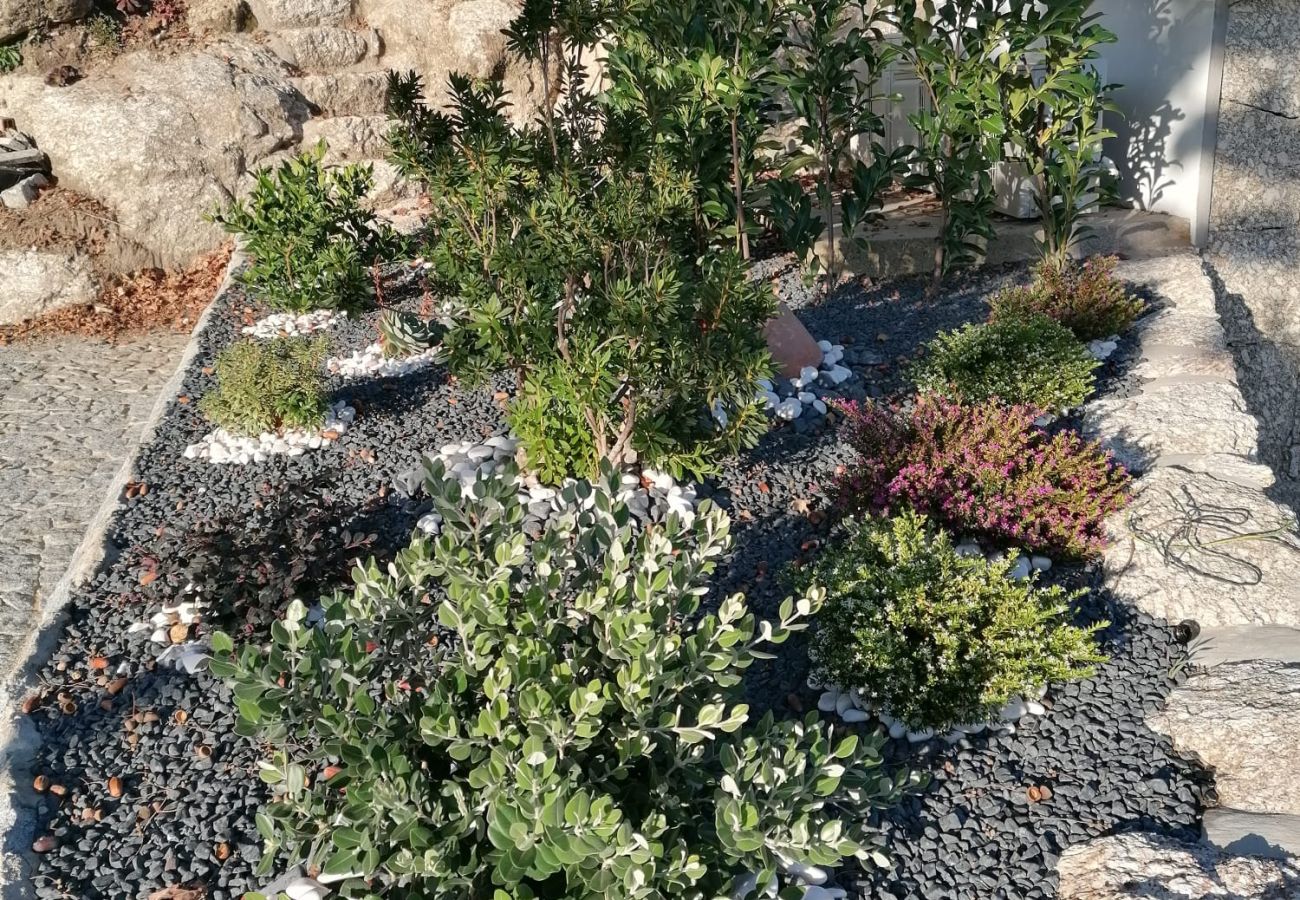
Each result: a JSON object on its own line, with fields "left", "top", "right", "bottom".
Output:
{"left": 836, "top": 394, "right": 1131, "bottom": 558}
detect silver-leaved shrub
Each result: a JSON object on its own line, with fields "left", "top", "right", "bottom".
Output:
{"left": 212, "top": 460, "right": 920, "bottom": 899}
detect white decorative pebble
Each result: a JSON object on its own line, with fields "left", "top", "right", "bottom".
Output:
{"left": 803, "top": 889, "right": 847, "bottom": 900}
{"left": 824, "top": 364, "right": 852, "bottom": 385}
{"left": 775, "top": 397, "right": 803, "bottom": 420}
{"left": 888, "top": 720, "right": 907, "bottom": 740}
{"left": 906, "top": 728, "right": 936, "bottom": 743}
{"left": 1000, "top": 697, "right": 1030, "bottom": 721}
{"left": 1025, "top": 699, "right": 1047, "bottom": 716}
{"left": 795, "top": 365, "right": 820, "bottom": 388}
{"left": 840, "top": 708, "right": 869, "bottom": 723}
{"left": 284, "top": 877, "right": 330, "bottom": 900}
{"left": 241, "top": 310, "right": 344, "bottom": 340}
{"left": 1008, "top": 556, "right": 1032, "bottom": 581}
{"left": 184, "top": 402, "right": 355, "bottom": 464}
{"left": 835, "top": 693, "right": 854, "bottom": 716}
{"left": 1030, "top": 555, "right": 1052, "bottom": 572}
{"left": 955, "top": 541, "right": 983, "bottom": 559}
{"left": 328, "top": 342, "right": 441, "bottom": 380}
{"left": 779, "top": 859, "right": 828, "bottom": 886}
{"left": 817, "top": 690, "right": 840, "bottom": 713}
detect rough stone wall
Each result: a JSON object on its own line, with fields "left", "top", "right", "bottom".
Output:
{"left": 1207, "top": 0, "right": 1300, "bottom": 509}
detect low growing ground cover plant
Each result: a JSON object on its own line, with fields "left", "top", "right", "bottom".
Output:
{"left": 989, "top": 255, "right": 1144, "bottom": 341}
{"left": 214, "top": 462, "right": 920, "bottom": 898}
{"left": 912, "top": 315, "right": 1098, "bottom": 411}
{"left": 213, "top": 145, "right": 401, "bottom": 312}
{"left": 801, "top": 510, "right": 1107, "bottom": 732}
{"left": 200, "top": 336, "right": 328, "bottom": 436}
{"left": 133, "top": 477, "right": 376, "bottom": 639}
{"left": 837, "top": 395, "right": 1131, "bottom": 558}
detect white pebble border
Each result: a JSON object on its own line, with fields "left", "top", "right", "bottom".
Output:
{"left": 327, "top": 342, "right": 443, "bottom": 380}
{"left": 759, "top": 340, "right": 852, "bottom": 421}
{"left": 240, "top": 310, "right": 345, "bottom": 339}
{"left": 182, "top": 402, "right": 356, "bottom": 464}
{"left": 413, "top": 437, "right": 699, "bottom": 536}
{"left": 127, "top": 597, "right": 211, "bottom": 672}
{"left": 811, "top": 537, "right": 1055, "bottom": 742}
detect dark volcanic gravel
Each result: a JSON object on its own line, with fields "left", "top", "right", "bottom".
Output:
{"left": 19, "top": 257, "right": 1210, "bottom": 900}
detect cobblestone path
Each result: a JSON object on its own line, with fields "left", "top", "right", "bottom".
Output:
{"left": 0, "top": 334, "right": 186, "bottom": 682}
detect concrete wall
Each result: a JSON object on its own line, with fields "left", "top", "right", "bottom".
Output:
{"left": 1092, "top": 0, "right": 1226, "bottom": 245}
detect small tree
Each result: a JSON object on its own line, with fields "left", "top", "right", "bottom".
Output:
{"left": 889, "top": 0, "right": 1012, "bottom": 297}
{"left": 770, "top": 0, "right": 910, "bottom": 291}
{"left": 999, "top": 0, "right": 1118, "bottom": 263}
{"left": 387, "top": 55, "right": 774, "bottom": 481}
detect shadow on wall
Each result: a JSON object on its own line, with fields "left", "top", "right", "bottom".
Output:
{"left": 1099, "top": 0, "right": 1213, "bottom": 215}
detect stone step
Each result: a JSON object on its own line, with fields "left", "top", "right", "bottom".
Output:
{"left": 1083, "top": 380, "right": 1259, "bottom": 472}
{"left": 1132, "top": 343, "right": 1240, "bottom": 386}
{"left": 1056, "top": 832, "right": 1300, "bottom": 897}
{"left": 1104, "top": 465, "right": 1300, "bottom": 627}
{"left": 1116, "top": 253, "right": 1220, "bottom": 318}
{"left": 292, "top": 72, "right": 390, "bottom": 117}
{"left": 1195, "top": 625, "right": 1300, "bottom": 667}
{"left": 268, "top": 26, "right": 380, "bottom": 72}
{"left": 1148, "top": 660, "right": 1300, "bottom": 816}
{"left": 1204, "top": 808, "right": 1300, "bottom": 861}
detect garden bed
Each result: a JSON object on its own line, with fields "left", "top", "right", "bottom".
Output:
{"left": 16, "top": 256, "right": 1211, "bottom": 900}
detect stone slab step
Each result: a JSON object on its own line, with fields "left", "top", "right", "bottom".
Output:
{"left": 1104, "top": 465, "right": 1300, "bottom": 627}
{"left": 1117, "top": 253, "right": 1221, "bottom": 319}
{"left": 1083, "top": 381, "right": 1259, "bottom": 472}
{"left": 1056, "top": 832, "right": 1300, "bottom": 897}
{"left": 291, "top": 71, "right": 389, "bottom": 117}
{"left": 1132, "top": 344, "right": 1240, "bottom": 386}
{"left": 1205, "top": 808, "right": 1300, "bottom": 861}
{"left": 1195, "top": 626, "right": 1300, "bottom": 667}
{"left": 1148, "top": 660, "right": 1300, "bottom": 816}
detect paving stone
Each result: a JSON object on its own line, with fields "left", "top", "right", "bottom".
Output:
{"left": 1104, "top": 466, "right": 1300, "bottom": 628}
{"left": 1204, "top": 808, "right": 1300, "bottom": 862}
{"left": 0, "top": 333, "right": 186, "bottom": 680}
{"left": 1056, "top": 833, "right": 1300, "bottom": 898}
{"left": 1149, "top": 660, "right": 1300, "bottom": 816}
{"left": 1119, "top": 253, "right": 1222, "bottom": 318}
{"left": 1083, "top": 382, "right": 1259, "bottom": 472}
{"left": 1194, "top": 626, "right": 1300, "bottom": 667}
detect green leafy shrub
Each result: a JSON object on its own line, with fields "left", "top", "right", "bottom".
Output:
{"left": 200, "top": 337, "right": 328, "bottom": 436}
{"left": 213, "top": 462, "right": 920, "bottom": 897}
{"left": 0, "top": 41, "right": 21, "bottom": 73}
{"left": 801, "top": 510, "right": 1107, "bottom": 732}
{"left": 913, "top": 315, "right": 1098, "bottom": 411}
{"left": 989, "top": 255, "right": 1143, "bottom": 341}
{"left": 387, "top": 70, "right": 774, "bottom": 482}
{"left": 212, "top": 145, "right": 401, "bottom": 312}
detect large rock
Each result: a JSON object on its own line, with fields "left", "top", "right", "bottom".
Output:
{"left": 0, "top": 41, "right": 310, "bottom": 268}
{"left": 1104, "top": 466, "right": 1300, "bottom": 627}
{"left": 269, "top": 27, "right": 378, "bottom": 70}
{"left": 1149, "top": 660, "right": 1300, "bottom": 816}
{"left": 0, "top": 248, "right": 97, "bottom": 326}
{"left": 1057, "top": 833, "right": 1300, "bottom": 898}
{"left": 291, "top": 71, "right": 389, "bottom": 116}
{"left": 356, "top": 0, "right": 548, "bottom": 122}
{"left": 246, "top": 0, "right": 353, "bottom": 29}
{"left": 0, "top": 0, "right": 91, "bottom": 42}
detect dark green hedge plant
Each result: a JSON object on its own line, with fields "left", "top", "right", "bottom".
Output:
{"left": 215, "top": 462, "right": 921, "bottom": 898}
{"left": 200, "top": 337, "right": 328, "bottom": 436}
{"left": 801, "top": 510, "right": 1107, "bottom": 731}
{"left": 213, "top": 145, "right": 401, "bottom": 312}
{"left": 912, "top": 315, "right": 1098, "bottom": 411}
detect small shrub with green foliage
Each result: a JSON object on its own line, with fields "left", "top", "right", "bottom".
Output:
{"left": 212, "top": 145, "right": 401, "bottom": 312}
{"left": 913, "top": 315, "right": 1098, "bottom": 411}
{"left": 801, "top": 510, "right": 1107, "bottom": 732}
{"left": 214, "top": 461, "right": 921, "bottom": 898}
{"left": 200, "top": 337, "right": 328, "bottom": 436}
{"left": 989, "top": 255, "right": 1144, "bottom": 341}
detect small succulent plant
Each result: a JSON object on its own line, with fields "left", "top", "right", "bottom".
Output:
{"left": 377, "top": 309, "right": 442, "bottom": 359}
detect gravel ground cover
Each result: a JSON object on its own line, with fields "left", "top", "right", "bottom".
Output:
{"left": 17, "top": 257, "right": 1211, "bottom": 900}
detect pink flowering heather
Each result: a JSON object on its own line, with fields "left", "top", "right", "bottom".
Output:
{"left": 837, "top": 395, "right": 1131, "bottom": 558}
